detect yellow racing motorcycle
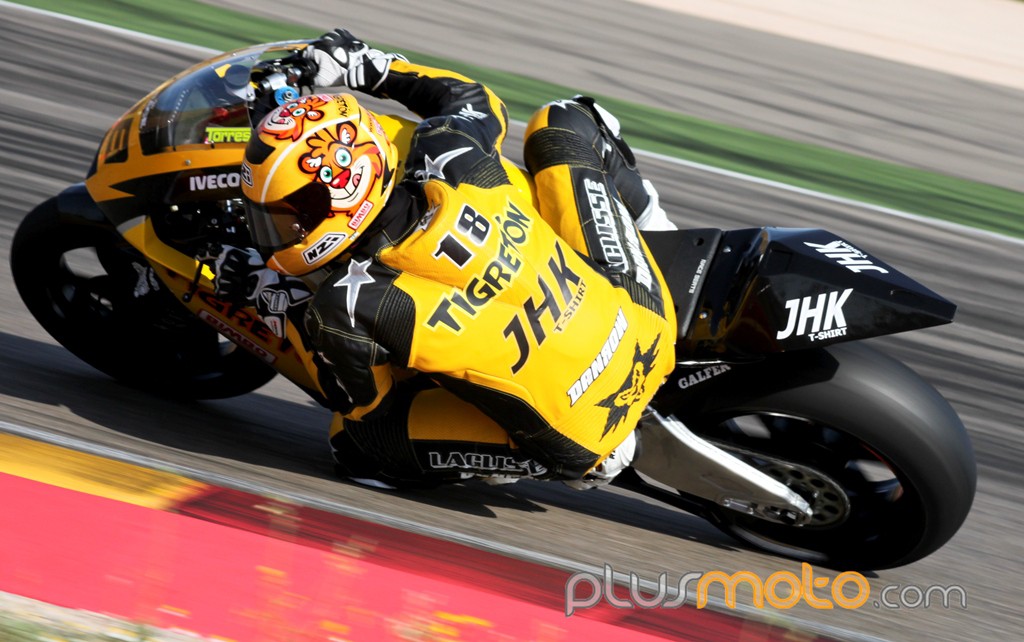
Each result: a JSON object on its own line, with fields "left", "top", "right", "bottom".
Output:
{"left": 10, "top": 40, "right": 975, "bottom": 570}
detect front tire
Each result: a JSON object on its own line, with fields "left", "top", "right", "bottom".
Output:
{"left": 668, "top": 343, "right": 975, "bottom": 570}
{"left": 10, "top": 195, "right": 277, "bottom": 399}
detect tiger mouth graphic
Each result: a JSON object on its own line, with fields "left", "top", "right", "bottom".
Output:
{"left": 328, "top": 156, "right": 373, "bottom": 209}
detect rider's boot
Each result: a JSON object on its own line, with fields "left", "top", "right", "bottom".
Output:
{"left": 563, "top": 429, "right": 638, "bottom": 490}
{"left": 635, "top": 179, "right": 677, "bottom": 231}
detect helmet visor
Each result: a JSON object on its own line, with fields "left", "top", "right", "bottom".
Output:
{"left": 245, "top": 182, "right": 333, "bottom": 253}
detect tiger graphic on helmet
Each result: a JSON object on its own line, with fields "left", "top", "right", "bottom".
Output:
{"left": 299, "top": 120, "right": 385, "bottom": 230}
{"left": 260, "top": 94, "right": 330, "bottom": 142}
{"left": 242, "top": 93, "right": 398, "bottom": 275}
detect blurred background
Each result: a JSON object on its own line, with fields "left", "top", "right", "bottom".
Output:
{"left": 0, "top": 1, "right": 1022, "bottom": 640}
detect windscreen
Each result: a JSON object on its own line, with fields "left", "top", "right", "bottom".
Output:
{"left": 136, "top": 44, "right": 301, "bottom": 154}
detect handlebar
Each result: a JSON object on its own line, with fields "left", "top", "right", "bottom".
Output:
{"left": 248, "top": 48, "right": 317, "bottom": 124}
{"left": 253, "top": 51, "right": 316, "bottom": 91}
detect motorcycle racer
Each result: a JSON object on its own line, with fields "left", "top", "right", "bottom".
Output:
{"left": 215, "top": 28, "right": 678, "bottom": 489}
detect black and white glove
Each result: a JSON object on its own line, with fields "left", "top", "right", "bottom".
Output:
{"left": 307, "top": 28, "right": 406, "bottom": 92}
{"left": 206, "top": 245, "right": 264, "bottom": 302}
{"left": 204, "top": 245, "right": 313, "bottom": 339}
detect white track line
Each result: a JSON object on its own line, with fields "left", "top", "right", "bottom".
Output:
{"left": 4, "top": 0, "right": 1021, "bottom": 248}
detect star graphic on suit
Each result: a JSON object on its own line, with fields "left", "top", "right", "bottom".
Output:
{"left": 333, "top": 259, "right": 374, "bottom": 327}
{"left": 414, "top": 146, "right": 472, "bottom": 181}
{"left": 597, "top": 335, "right": 660, "bottom": 439}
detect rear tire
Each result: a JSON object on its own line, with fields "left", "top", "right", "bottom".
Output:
{"left": 10, "top": 195, "right": 277, "bottom": 399}
{"left": 669, "top": 343, "right": 975, "bottom": 570}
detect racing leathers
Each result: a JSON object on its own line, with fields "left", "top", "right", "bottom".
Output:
{"left": 302, "top": 56, "right": 677, "bottom": 487}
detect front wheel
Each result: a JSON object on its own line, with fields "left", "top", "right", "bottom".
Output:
{"left": 666, "top": 343, "right": 975, "bottom": 570}
{"left": 10, "top": 194, "right": 277, "bottom": 399}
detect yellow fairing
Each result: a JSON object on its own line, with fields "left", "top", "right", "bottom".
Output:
{"left": 117, "top": 216, "right": 323, "bottom": 394}
{"left": 86, "top": 146, "right": 246, "bottom": 204}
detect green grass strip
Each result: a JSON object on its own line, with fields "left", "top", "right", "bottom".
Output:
{"left": 14, "top": 0, "right": 1024, "bottom": 238}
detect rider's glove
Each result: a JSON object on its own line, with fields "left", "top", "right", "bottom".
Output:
{"left": 205, "top": 245, "right": 313, "bottom": 339}
{"left": 208, "top": 245, "right": 264, "bottom": 303}
{"left": 307, "top": 28, "right": 406, "bottom": 92}
{"left": 250, "top": 270, "right": 314, "bottom": 339}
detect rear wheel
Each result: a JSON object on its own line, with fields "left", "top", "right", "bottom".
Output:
{"left": 669, "top": 343, "right": 975, "bottom": 569}
{"left": 10, "top": 195, "right": 277, "bottom": 399}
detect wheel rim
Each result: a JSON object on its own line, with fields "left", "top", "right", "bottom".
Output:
{"left": 694, "top": 412, "right": 924, "bottom": 565}
{"left": 713, "top": 438, "right": 852, "bottom": 528}
{"left": 31, "top": 232, "right": 254, "bottom": 384}
{"left": 48, "top": 249, "right": 122, "bottom": 323}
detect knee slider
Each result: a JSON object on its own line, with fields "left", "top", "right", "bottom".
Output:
{"left": 524, "top": 99, "right": 606, "bottom": 173}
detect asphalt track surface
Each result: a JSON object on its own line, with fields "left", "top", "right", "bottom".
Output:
{"left": 1, "top": 3, "right": 1022, "bottom": 641}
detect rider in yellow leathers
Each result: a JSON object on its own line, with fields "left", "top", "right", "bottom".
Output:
{"left": 214, "top": 29, "right": 678, "bottom": 489}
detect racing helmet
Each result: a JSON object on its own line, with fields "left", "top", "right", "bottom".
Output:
{"left": 241, "top": 93, "right": 398, "bottom": 275}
